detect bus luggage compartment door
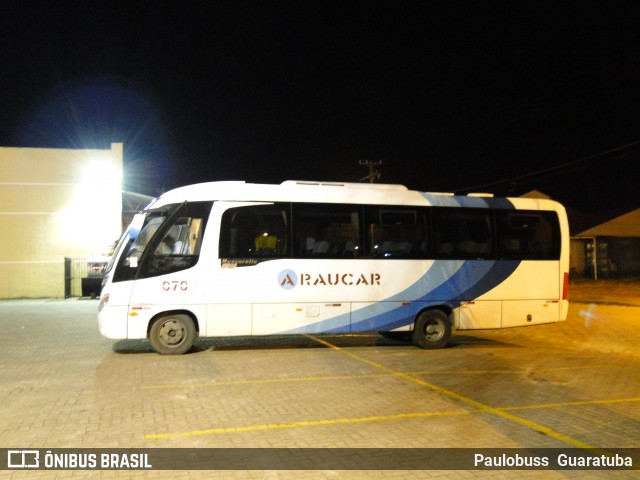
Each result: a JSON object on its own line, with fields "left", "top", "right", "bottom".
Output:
{"left": 501, "top": 300, "right": 560, "bottom": 327}
{"left": 251, "top": 303, "right": 351, "bottom": 334}
{"left": 456, "top": 300, "right": 502, "bottom": 330}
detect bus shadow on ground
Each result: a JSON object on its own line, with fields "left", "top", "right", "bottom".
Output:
{"left": 111, "top": 339, "right": 153, "bottom": 354}
{"left": 449, "top": 334, "right": 519, "bottom": 349}
{"left": 111, "top": 333, "right": 512, "bottom": 354}
{"left": 110, "top": 334, "right": 415, "bottom": 354}
{"left": 193, "top": 334, "right": 403, "bottom": 352}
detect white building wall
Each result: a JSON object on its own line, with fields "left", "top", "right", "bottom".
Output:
{"left": 0, "top": 143, "right": 123, "bottom": 298}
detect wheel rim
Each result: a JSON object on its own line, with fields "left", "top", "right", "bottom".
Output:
{"left": 157, "top": 319, "right": 186, "bottom": 347}
{"left": 423, "top": 319, "right": 444, "bottom": 342}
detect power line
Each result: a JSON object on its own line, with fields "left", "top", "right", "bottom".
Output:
{"left": 452, "top": 139, "right": 640, "bottom": 193}
{"left": 358, "top": 160, "right": 382, "bottom": 183}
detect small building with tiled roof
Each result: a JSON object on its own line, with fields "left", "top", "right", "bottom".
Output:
{"left": 571, "top": 208, "right": 640, "bottom": 278}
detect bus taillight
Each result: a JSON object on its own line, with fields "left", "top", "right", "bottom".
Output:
{"left": 562, "top": 272, "right": 569, "bottom": 300}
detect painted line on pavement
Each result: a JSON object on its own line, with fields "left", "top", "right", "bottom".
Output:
{"left": 144, "top": 409, "right": 472, "bottom": 440}
{"left": 141, "top": 336, "right": 637, "bottom": 443}
{"left": 304, "top": 335, "right": 598, "bottom": 450}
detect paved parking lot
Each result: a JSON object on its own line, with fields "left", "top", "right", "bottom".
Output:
{"left": 0, "top": 299, "right": 638, "bottom": 479}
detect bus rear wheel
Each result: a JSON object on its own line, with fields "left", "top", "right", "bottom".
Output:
{"left": 412, "top": 309, "right": 451, "bottom": 349}
{"left": 149, "top": 314, "right": 196, "bottom": 355}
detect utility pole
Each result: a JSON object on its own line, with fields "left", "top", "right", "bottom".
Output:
{"left": 358, "top": 160, "right": 382, "bottom": 183}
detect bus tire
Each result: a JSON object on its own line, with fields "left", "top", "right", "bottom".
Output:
{"left": 412, "top": 309, "right": 451, "bottom": 349}
{"left": 149, "top": 314, "right": 196, "bottom": 355}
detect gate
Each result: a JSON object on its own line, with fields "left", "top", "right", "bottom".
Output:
{"left": 64, "top": 257, "right": 107, "bottom": 298}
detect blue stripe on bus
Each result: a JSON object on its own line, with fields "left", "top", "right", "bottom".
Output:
{"left": 280, "top": 261, "right": 462, "bottom": 334}
{"left": 278, "top": 259, "right": 520, "bottom": 334}
{"left": 348, "top": 260, "right": 520, "bottom": 332}
{"left": 419, "top": 260, "right": 520, "bottom": 302}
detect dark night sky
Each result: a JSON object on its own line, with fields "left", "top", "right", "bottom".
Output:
{"left": 2, "top": 1, "right": 639, "bottom": 213}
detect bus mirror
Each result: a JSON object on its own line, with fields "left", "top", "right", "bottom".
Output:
{"left": 129, "top": 214, "right": 145, "bottom": 240}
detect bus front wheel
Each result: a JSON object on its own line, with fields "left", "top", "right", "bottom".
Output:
{"left": 412, "top": 310, "right": 451, "bottom": 349}
{"left": 149, "top": 314, "right": 196, "bottom": 355}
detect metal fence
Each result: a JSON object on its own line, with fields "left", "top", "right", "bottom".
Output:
{"left": 64, "top": 257, "right": 107, "bottom": 298}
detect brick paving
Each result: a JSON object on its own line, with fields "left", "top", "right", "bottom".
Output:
{"left": 0, "top": 299, "right": 638, "bottom": 479}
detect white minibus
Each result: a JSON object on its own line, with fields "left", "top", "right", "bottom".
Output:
{"left": 98, "top": 180, "right": 569, "bottom": 354}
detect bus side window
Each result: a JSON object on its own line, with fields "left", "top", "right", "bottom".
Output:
{"left": 432, "top": 208, "right": 493, "bottom": 260}
{"left": 292, "top": 204, "right": 361, "bottom": 259}
{"left": 219, "top": 204, "right": 289, "bottom": 259}
{"left": 496, "top": 211, "right": 560, "bottom": 260}
{"left": 365, "top": 206, "right": 429, "bottom": 259}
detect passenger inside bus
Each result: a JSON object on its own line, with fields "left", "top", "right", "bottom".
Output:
{"left": 254, "top": 233, "right": 278, "bottom": 255}
{"left": 156, "top": 235, "right": 176, "bottom": 255}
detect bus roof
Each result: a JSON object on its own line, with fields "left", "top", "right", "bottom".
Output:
{"left": 150, "top": 180, "right": 566, "bottom": 213}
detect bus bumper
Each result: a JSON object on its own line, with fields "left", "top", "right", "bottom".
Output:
{"left": 97, "top": 305, "right": 129, "bottom": 339}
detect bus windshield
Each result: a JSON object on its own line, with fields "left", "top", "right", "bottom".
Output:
{"left": 113, "top": 202, "right": 212, "bottom": 282}
{"left": 125, "top": 215, "right": 167, "bottom": 269}
{"left": 104, "top": 213, "right": 146, "bottom": 276}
